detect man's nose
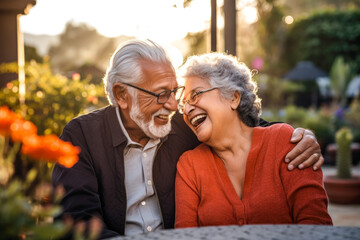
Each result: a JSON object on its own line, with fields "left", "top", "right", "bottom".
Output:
{"left": 163, "top": 92, "right": 178, "bottom": 111}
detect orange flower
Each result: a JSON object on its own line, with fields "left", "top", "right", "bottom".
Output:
{"left": 58, "top": 155, "right": 79, "bottom": 168}
{"left": 21, "top": 134, "right": 80, "bottom": 168}
{"left": 10, "top": 119, "right": 37, "bottom": 142}
{"left": 21, "top": 134, "right": 43, "bottom": 159}
{"left": 0, "top": 105, "right": 22, "bottom": 136}
{"left": 1, "top": 105, "right": 80, "bottom": 168}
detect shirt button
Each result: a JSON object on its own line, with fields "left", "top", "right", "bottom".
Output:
{"left": 143, "top": 152, "right": 147, "bottom": 158}
{"left": 146, "top": 226, "right": 152, "bottom": 232}
{"left": 147, "top": 180, "right": 152, "bottom": 186}
{"left": 141, "top": 201, "right": 146, "bottom": 206}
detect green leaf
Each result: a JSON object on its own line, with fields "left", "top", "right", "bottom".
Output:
{"left": 24, "top": 168, "right": 38, "bottom": 190}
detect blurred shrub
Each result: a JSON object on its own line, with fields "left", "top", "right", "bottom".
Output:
{"left": 284, "top": 10, "right": 360, "bottom": 74}
{"left": 0, "top": 180, "right": 69, "bottom": 239}
{"left": 263, "top": 100, "right": 360, "bottom": 155}
{"left": 263, "top": 105, "right": 335, "bottom": 153}
{"left": 282, "top": 105, "right": 308, "bottom": 128}
{"left": 0, "top": 60, "right": 107, "bottom": 136}
{"left": 303, "top": 109, "right": 335, "bottom": 150}
{"left": 255, "top": 74, "right": 304, "bottom": 111}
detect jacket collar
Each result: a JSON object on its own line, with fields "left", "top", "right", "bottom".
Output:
{"left": 106, "top": 106, "right": 127, "bottom": 147}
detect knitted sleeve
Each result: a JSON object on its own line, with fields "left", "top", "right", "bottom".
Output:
{"left": 276, "top": 124, "right": 333, "bottom": 225}
{"left": 175, "top": 151, "right": 200, "bottom": 228}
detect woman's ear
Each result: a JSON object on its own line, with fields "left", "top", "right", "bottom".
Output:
{"left": 230, "top": 91, "right": 241, "bottom": 110}
{"left": 113, "top": 83, "right": 130, "bottom": 109}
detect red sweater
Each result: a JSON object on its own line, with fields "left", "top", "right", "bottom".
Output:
{"left": 175, "top": 124, "right": 332, "bottom": 228}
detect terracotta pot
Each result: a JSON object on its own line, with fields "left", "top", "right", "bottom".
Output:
{"left": 324, "top": 175, "right": 360, "bottom": 204}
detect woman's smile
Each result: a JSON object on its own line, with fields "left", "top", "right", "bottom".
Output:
{"left": 190, "top": 113, "right": 207, "bottom": 128}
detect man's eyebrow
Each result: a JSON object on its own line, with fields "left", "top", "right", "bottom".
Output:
{"left": 152, "top": 85, "right": 179, "bottom": 93}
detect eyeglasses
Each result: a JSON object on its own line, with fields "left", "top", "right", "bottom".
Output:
{"left": 178, "top": 87, "right": 217, "bottom": 114}
{"left": 123, "top": 83, "right": 185, "bottom": 104}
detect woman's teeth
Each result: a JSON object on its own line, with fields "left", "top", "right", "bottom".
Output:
{"left": 191, "top": 114, "right": 207, "bottom": 127}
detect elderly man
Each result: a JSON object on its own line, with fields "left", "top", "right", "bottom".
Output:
{"left": 52, "top": 39, "right": 324, "bottom": 239}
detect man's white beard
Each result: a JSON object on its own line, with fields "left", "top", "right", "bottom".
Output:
{"left": 129, "top": 100, "right": 172, "bottom": 139}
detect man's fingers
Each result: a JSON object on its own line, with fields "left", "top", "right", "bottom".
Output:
{"left": 297, "top": 153, "right": 324, "bottom": 171}
{"left": 286, "top": 128, "right": 323, "bottom": 170}
{"left": 313, "top": 155, "right": 325, "bottom": 171}
{"left": 297, "top": 153, "right": 321, "bottom": 169}
{"left": 285, "top": 134, "right": 313, "bottom": 163}
{"left": 286, "top": 143, "right": 319, "bottom": 170}
{"left": 290, "top": 128, "right": 305, "bottom": 142}
{"left": 287, "top": 148, "right": 314, "bottom": 170}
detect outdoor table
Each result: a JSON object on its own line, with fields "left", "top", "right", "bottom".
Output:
{"left": 109, "top": 224, "right": 360, "bottom": 240}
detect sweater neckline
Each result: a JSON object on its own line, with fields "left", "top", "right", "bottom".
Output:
{"left": 212, "top": 126, "right": 265, "bottom": 204}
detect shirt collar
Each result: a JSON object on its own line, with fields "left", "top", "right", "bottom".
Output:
{"left": 115, "top": 106, "right": 161, "bottom": 150}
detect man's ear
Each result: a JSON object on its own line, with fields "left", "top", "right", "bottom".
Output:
{"left": 113, "top": 83, "right": 130, "bottom": 109}
{"left": 230, "top": 91, "right": 241, "bottom": 110}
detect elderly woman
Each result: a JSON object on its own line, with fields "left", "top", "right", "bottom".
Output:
{"left": 174, "top": 53, "right": 332, "bottom": 228}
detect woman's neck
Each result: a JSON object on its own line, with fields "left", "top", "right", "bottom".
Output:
{"left": 211, "top": 117, "right": 253, "bottom": 199}
{"left": 210, "top": 118, "right": 253, "bottom": 162}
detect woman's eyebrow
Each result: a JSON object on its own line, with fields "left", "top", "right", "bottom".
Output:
{"left": 183, "top": 87, "right": 203, "bottom": 99}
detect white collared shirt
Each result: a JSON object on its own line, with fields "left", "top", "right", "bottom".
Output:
{"left": 116, "top": 107, "right": 163, "bottom": 235}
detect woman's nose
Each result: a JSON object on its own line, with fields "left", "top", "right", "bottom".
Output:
{"left": 183, "top": 102, "right": 195, "bottom": 115}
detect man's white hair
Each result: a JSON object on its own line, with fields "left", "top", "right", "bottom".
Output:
{"left": 103, "top": 39, "right": 174, "bottom": 106}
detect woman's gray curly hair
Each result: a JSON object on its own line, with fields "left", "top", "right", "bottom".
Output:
{"left": 103, "top": 39, "right": 173, "bottom": 106}
{"left": 179, "top": 52, "right": 262, "bottom": 127}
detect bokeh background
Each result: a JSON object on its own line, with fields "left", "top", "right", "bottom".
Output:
{"left": 3, "top": 0, "right": 359, "bottom": 164}
{"left": 0, "top": 0, "right": 360, "bottom": 234}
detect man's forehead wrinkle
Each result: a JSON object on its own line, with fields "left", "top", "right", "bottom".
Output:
{"left": 139, "top": 60, "right": 176, "bottom": 86}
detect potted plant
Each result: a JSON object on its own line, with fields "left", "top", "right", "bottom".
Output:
{"left": 324, "top": 127, "right": 360, "bottom": 204}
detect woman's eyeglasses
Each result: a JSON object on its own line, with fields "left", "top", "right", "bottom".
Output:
{"left": 178, "top": 87, "right": 217, "bottom": 114}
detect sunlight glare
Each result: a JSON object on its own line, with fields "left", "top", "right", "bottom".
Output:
{"left": 165, "top": 45, "right": 184, "bottom": 69}
{"left": 20, "top": 0, "right": 211, "bottom": 43}
{"left": 284, "top": 15, "right": 294, "bottom": 25}
{"left": 236, "top": 0, "right": 258, "bottom": 24}
{"left": 242, "top": 6, "right": 258, "bottom": 24}
{"left": 146, "top": 40, "right": 183, "bottom": 69}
